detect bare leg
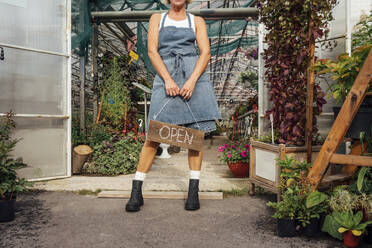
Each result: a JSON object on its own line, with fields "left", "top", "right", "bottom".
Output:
{"left": 136, "top": 139, "right": 160, "bottom": 173}
{"left": 188, "top": 149, "right": 203, "bottom": 171}
{"left": 126, "top": 139, "right": 160, "bottom": 212}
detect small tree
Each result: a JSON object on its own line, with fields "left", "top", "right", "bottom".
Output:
{"left": 0, "top": 111, "right": 33, "bottom": 200}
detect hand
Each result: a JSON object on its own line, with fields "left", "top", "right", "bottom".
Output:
{"left": 180, "top": 79, "right": 196, "bottom": 100}
{"left": 164, "top": 80, "right": 180, "bottom": 96}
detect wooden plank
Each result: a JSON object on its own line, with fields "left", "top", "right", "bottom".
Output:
{"left": 319, "top": 174, "right": 352, "bottom": 189}
{"left": 97, "top": 190, "right": 223, "bottom": 199}
{"left": 305, "top": 19, "right": 316, "bottom": 163}
{"left": 248, "top": 178, "right": 279, "bottom": 194}
{"left": 254, "top": 175, "right": 277, "bottom": 187}
{"left": 249, "top": 139, "right": 256, "bottom": 196}
{"left": 147, "top": 120, "right": 205, "bottom": 151}
{"left": 285, "top": 145, "right": 322, "bottom": 153}
{"left": 308, "top": 48, "right": 372, "bottom": 188}
{"left": 250, "top": 140, "right": 280, "bottom": 152}
{"left": 277, "top": 144, "right": 286, "bottom": 202}
{"left": 330, "top": 154, "right": 372, "bottom": 167}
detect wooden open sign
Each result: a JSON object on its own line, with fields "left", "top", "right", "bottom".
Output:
{"left": 147, "top": 120, "right": 205, "bottom": 151}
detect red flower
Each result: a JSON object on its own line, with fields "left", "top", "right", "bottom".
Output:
{"left": 253, "top": 104, "right": 258, "bottom": 113}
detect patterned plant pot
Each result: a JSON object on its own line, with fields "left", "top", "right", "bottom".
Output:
{"left": 227, "top": 161, "right": 249, "bottom": 178}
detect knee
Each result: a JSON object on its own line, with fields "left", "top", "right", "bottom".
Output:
{"left": 188, "top": 149, "right": 201, "bottom": 156}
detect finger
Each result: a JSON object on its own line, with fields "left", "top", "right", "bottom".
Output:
{"left": 180, "top": 89, "right": 186, "bottom": 98}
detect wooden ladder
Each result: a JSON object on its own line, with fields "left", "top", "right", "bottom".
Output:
{"left": 307, "top": 48, "right": 372, "bottom": 189}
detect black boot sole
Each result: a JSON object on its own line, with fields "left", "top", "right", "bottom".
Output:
{"left": 125, "top": 202, "right": 143, "bottom": 212}
{"left": 185, "top": 204, "right": 200, "bottom": 211}
{"left": 125, "top": 200, "right": 144, "bottom": 212}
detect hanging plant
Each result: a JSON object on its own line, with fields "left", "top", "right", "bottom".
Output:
{"left": 258, "top": 0, "right": 337, "bottom": 145}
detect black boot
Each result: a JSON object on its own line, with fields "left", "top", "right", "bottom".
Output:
{"left": 185, "top": 179, "right": 200, "bottom": 211}
{"left": 125, "top": 180, "right": 144, "bottom": 212}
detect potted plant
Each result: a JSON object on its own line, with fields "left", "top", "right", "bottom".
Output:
{"left": 322, "top": 188, "right": 370, "bottom": 244}
{"left": 0, "top": 111, "right": 34, "bottom": 222}
{"left": 250, "top": 0, "right": 336, "bottom": 195}
{"left": 217, "top": 141, "right": 250, "bottom": 178}
{"left": 267, "top": 156, "right": 328, "bottom": 237}
{"left": 297, "top": 190, "right": 329, "bottom": 237}
{"left": 267, "top": 188, "right": 302, "bottom": 237}
{"left": 334, "top": 211, "right": 372, "bottom": 248}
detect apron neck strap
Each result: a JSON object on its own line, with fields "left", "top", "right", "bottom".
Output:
{"left": 186, "top": 12, "right": 192, "bottom": 29}
{"left": 160, "top": 11, "right": 168, "bottom": 30}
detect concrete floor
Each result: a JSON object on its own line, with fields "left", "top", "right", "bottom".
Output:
{"left": 32, "top": 136, "right": 250, "bottom": 193}
{"left": 0, "top": 190, "right": 352, "bottom": 248}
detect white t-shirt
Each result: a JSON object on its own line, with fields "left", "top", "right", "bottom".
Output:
{"left": 159, "top": 12, "right": 196, "bottom": 33}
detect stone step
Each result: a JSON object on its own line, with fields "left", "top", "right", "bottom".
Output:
{"left": 98, "top": 190, "right": 223, "bottom": 199}
{"left": 31, "top": 176, "right": 250, "bottom": 192}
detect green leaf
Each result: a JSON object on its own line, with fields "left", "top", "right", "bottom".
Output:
{"left": 306, "top": 190, "right": 328, "bottom": 208}
{"left": 322, "top": 215, "right": 343, "bottom": 240}
{"left": 353, "top": 211, "right": 363, "bottom": 226}
{"left": 357, "top": 167, "right": 368, "bottom": 192}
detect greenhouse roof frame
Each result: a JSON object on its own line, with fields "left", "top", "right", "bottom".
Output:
{"left": 91, "top": 7, "right": 258, "bottom": 22}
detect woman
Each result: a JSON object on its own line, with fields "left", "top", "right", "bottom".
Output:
{"left": 125, "top": 0, "right": 221, "bottom": 212}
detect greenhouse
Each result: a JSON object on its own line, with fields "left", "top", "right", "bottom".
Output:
{"left": 1, "top": 0, "right": 372, "bottom": 247}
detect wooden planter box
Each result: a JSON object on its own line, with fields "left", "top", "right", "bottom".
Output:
{"left": 248, "top": 139, "right": 322, "bottom": 201}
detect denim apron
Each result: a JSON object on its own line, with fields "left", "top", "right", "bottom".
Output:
{"left": 146, "top": 11, "right": 222, "bottom": 133}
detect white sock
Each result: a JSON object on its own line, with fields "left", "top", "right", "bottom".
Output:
{"left": 189, "top": 170, "right": 200, "bottom": 180}
{"left": 134, "top": 171, "right": 147, "bottom": 181}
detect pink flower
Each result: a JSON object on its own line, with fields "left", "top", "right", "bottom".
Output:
{"left": 240, "top": 151, "right": 247, "bottom": 157}
{"left": 218, "top": 146, "right": 225, "bottom": 152}
{"left": 231, "top": 145, "right": 236, "bottom": 149}
{"left": 223, "top": 144, "right": 229, "bottom": 148}
{"left": 227, "top": 154, "right": 232, "bottom": 158}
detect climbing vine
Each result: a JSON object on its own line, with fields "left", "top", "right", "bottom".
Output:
{"left": 258, "top": 0, "right": 337, "bottom": 145}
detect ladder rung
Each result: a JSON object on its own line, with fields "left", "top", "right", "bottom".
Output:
{"left": 319, "top": 174, "right": 352, "bottom": 188}
{"left": 330, "top": 154, "right": 372, "bottom": 167}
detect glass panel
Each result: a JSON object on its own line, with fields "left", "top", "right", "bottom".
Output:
{"left": 0, "top": 0, "right": 69, "bottom": 180}
{"left": 0, "top": 49, "right": 66, "bottom": 115}
{"left": 11, "top": 117, "right": 67, "bottom": 179}
{"left": 0, "top": 0, "right": 67, "bottom": 54}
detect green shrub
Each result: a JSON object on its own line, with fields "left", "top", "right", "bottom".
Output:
{"left": 86, "top": 123, "right": 112, "bottom": 148}
{"left": 0, "top": 111, "right": 34, "bottom": 200}
{"left": 84, "top": 132, "right": 144, "bottom": 176}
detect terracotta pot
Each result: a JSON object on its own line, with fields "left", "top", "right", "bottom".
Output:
{"left": 343, "top": 230, "right": 361, "bottom": 248}
{"left": 227, "top": 161, "right": 249, "bottom": 178}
